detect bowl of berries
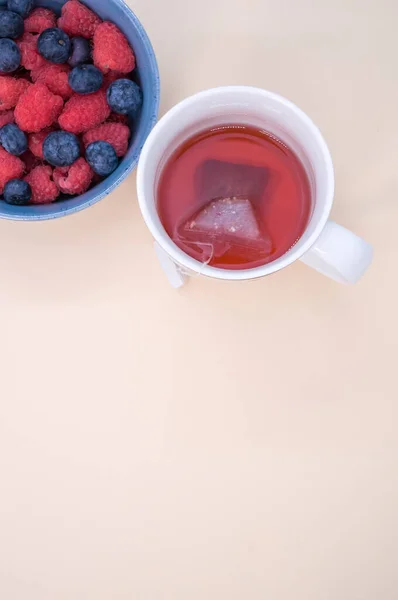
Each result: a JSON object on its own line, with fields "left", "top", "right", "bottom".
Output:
{"left": 0, "top": 0, "right": 160, "bottom": 219}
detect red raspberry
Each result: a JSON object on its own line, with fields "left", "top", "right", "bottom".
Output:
{"left": 28, "top": 128, "right": 54, "bottom": 159}
{"left": 31, "top": 64, "right": 73, "bottom": 100}
{"left": 93, "top": 22, "right": 135, "bottom": 74}
{"left": 21, "top": 150, "right": 41, "bottom": 174}
{"left": 0, "top": 110, "right": 15, "bottom": 128}
{"left": 53, "top": 158, "right": 93, "bottom": 195}
{"left": 83, "top": 122, "right": 130, "bottom": 157}
{"left": 0, "top": 77, "right": 30, "bottom": 110}
{"left": 58, "top": 90, "right": 110, "bottom": 134}
{"left": 58, "top": 0, "right": 101, "bottom": 39}
{"left": 24, "top": 7, "right": 57, "bottom": 34}
{"left": 15, "top": 83, "right": 64, "bottom": 133}
{"left": 25, "top": 165, "right": 59, "bottom": 204}
{"left": 17, "top": 33, "right": 48, "bottom": 71}
{"left": 0, "top": 146, "right": 24, "bottom": 193}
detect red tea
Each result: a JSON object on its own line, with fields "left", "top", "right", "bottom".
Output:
{"left": 157, "top": 125, "right": 312, "bottom": 270}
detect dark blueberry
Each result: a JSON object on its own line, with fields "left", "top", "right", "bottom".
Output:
{"left": 107, "top": 79, "right": 142, "bottom": 115}
{"left": 43, "top": 131, "right": 81, "bottom": 167}
{"left": 0, "top": 10, "right": 23, "bottom": 39}
{"left": 4, "top": 178, "right": 31, "bottom": 205}
{"left": 7, "top": 0, "right": 34, "bottom": 17}
{"left": 0, "top": 0, "right": 7, "bottom": 5}
{"left": 86, "top": 141, "right": 118, "bottom": 177}
{"left": 38, "top": 28, "right": 71, "bottom": 64}
{"left": 0, "top": 123, "right": 27, "bottom": 156}
{"left": 69, "top": 64, "right": 103, "bottom": 95}
{"left": 68, "top": 36, "right": 91, "bottom": 68}
{"left": 0, "top": 38, "right": 20, "bottom": 73}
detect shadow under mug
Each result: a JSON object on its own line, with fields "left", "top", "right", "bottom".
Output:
{"left": 137, "top": 86, "right": 373, "bottom": 288}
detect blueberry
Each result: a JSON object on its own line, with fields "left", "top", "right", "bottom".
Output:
{"left": 0, "top": 10, "right": 24, "bottom": 39}
{"left": 38, "top": 28, "right": 71, "bottom": 64}
{"left": 107, "top": 79, "right": 142, "bottom": 116}
{"left": 68, "top": 36, "right": 91, "bottom": 68}
{"left": 69, "top": 64, "right": 103, "bottom": 95}
{"left": 4, "top": 178, "right": 31, "bottom": 205}
{"left": 86, "top": 141, "right": 118, "bottom": 177}
{"left": 0, "top": 123, "right": 27, "bottom": 156}
{"left": 0, "top": 38, "right": 20, "bottom": 73}
{"left": 7, "top": 0, "right": 33, "bottom": 17}
{"left": 43, "top": 131, "right": 81, "bottom": 167}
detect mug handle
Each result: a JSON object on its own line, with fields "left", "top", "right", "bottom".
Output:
{"left": 154, "top": 242, "right": 187, "bottom": 288}
{"left": 300, "top": 221, "right": 373, "bottom": 284}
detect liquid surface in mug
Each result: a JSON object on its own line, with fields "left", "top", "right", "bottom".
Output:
{"left": 157, "top": 125, "right": 312, "bottom": 270}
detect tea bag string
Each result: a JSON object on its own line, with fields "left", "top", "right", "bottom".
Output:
{"left": 178, "top": 241, "right": 215, "bottom": 279}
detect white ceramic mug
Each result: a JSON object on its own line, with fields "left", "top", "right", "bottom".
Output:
{"left": 137, "top": 86, "right": 373, "bottom": 288}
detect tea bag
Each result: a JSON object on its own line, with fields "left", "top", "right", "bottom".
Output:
{"left": 178, "top": 160, "right": 273, "bottom": 264}
{"left": 180, "top": 196, "right": 273, "bottom": 263}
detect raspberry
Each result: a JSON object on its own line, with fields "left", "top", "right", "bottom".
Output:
{"left": 0, "top": 76, "right": 30, "bottom": 109}
{"left": 15, "top": 82, "right": 63, "bottom": 133}
{"left": 24, "top": 7, "right": 57, "bottom": 34}
{"left": 0, "top": 109, "right": 15, "bottom": 127}
{"left": 0, "top": 145, "right": 24, "bottom": 193}
{"left": 83, "top": 122, "right": 130, "bottom": 157}
{"left": 93, "top": 22, "right": 135, "bottom": 74}
{"left": 53, "top": 157, "right": 93, "bottom": 194}
{"left": 25, "top": 164, "right": 59, "bottom": 204}
{"left": 31, "top": 63, "right": 72, "bottom": 99}
{"left": 17, "top": 32, "right": 48, "bottom": 71}
{"left": 28, "top": 128, "right": 54, "bottom": 159}
{"left": 58, "top": 0, "right": 101, "bottom": 40}
{"left": 58, "top": 89, "right": 110, "bottom": 134}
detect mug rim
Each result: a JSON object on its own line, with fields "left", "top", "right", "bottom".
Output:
{"left": 137, "top": 86, "right": 335, "bottom": 280}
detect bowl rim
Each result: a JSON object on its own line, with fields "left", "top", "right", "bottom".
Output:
{"left": 0, "top": 0, "right": 160, "bottom": 222}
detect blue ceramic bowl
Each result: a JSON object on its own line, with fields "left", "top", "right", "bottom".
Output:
{"left": 0, "top": 0, "right": 160, "bottom": 220}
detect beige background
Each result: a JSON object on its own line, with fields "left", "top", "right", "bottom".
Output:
{"left": 1, "top": 0, "right": 398, "bottom": 598}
